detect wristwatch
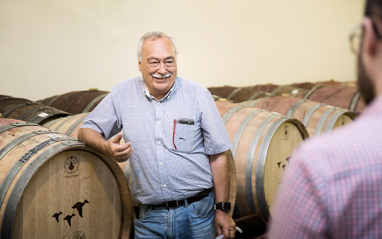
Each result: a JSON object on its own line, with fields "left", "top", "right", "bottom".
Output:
{"left": 215, "top": 202, "right": 231, "bottom": 212}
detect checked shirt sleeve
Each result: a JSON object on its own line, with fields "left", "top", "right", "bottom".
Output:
{"left": 81, "top": 90, "right": 122, "bottom": 140}
{"left": 268, "top": 147, "right": 329, "bottom": 239}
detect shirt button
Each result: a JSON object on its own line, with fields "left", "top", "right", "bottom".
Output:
{"left": 157, "top": 141, "right": 161, "bottom": 145}
{"left": 158, "top": 121, "right": 161, "bottom": 124}
{"left": 163, "top": 184, "right": 167, "bottom": 188}
{"left": 157, "top": 101, "right": 160, "bottom": 104}
{"left": 160, "top": 162, "right": 163, "bottom": 166}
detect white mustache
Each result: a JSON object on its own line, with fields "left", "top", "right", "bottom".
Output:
{"left": 152, "top": 73, "right": 172, "bottom": 79}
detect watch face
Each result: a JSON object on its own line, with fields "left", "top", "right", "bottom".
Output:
{"left": 217, "top": 202, "right": 231, "bottom": 212}
{"left": 223, "top": 202, "right": 231, "bottom": 211}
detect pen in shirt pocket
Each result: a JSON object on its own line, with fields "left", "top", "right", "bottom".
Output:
{"left": 177, "top": 118, "right": 194, "bottom": 125}
{"left": 172, "top": 118, "right": 195, "bottom": 150}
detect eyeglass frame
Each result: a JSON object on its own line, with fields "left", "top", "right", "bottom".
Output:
{"left": 349, "top": 18, "right": 382, "bottom": 54}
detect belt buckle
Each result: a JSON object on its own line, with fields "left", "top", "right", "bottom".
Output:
{"left": 165, "top": 200, "right": 179, "bottom": 208}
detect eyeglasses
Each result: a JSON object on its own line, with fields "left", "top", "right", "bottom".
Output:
{"left": 349, "top": 19, "right": 382, "bottom": 54}
{"left": 349, "top": 23, "right": 363, "bottom": 54}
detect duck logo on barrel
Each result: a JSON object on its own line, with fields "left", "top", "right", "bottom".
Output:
{"left": 65, "top": 155, "right": 79, "bottom": 176}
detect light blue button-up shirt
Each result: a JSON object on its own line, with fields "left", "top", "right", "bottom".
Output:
{"left": 82, "top": 76, "right": 232, "bottom": 204}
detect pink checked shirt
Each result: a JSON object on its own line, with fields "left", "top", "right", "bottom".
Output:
{"left": 268, "top": 95, "right": 382, "bottom": 238}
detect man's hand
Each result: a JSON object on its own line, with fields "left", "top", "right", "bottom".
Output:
{"left": 215, "top": 210, "right": 236, "bottom": 238}
{"left": 106, "top": 132, "right": 134, "bottom": 162}
{"left": 78, "top": 128, "right": 133, "bottom": 163}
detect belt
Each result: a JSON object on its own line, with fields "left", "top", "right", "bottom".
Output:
{"left": 152, "top": 188, "right": 212, "bottom": 209}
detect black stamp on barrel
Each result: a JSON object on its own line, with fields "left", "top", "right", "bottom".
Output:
{"left": 65, "top": 155, "right": 79, "bottom": 177}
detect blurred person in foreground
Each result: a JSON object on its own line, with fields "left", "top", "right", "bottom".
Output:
{"left": 78, "top": 31, "right": 236, "bottom": 238}
{"left": 268, "top": 1, "right": 382, "bottom": 238}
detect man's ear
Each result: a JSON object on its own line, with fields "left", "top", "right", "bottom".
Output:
{"left": 362, "top": 17, "right": 379, "bottom": 58}
{"left": 138, "top": 60, "right": 142, "bottom": 72}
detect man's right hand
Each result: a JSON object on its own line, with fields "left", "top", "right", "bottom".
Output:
{"left": 106, "top": 132, "right": 134, "bottom": 162}
{"left": 78, "top": 128, "right": 133, "bottom": 163}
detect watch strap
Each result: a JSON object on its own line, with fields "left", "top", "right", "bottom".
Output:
{"left": 215, "top": 201, "right": 231, "bottom": 212}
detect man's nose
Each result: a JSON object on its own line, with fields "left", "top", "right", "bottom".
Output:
{"left": 158, "top": 62, "right": 167, "bottom": 74}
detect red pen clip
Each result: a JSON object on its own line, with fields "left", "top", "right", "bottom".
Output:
{"left": 173, "top": 119, "right": 177, "bottom": 150}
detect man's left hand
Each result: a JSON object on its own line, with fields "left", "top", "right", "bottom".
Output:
{"left": 215, "top": 210, "right": 236, "bottom": 238}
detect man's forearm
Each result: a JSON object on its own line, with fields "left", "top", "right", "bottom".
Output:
{"left": 78, "top": 128, "right": 109, "bottom": 155}
{"left": 210, "top": 150, "right": 236, "bottom": 238}
{"left": 209, "top": 151, "right": 230, "bottom": 203}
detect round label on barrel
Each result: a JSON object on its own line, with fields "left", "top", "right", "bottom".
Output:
{"left": 64, "top": 155, "right": 79, "bottom": 176}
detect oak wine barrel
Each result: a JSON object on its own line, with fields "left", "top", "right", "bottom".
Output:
{"left": 38, "top": 89, "right": 109, "bottom": 114}
{"left": 249, "top": 84, "right": 279, "bottom": 93}
{"left": 303, "top": 85, "right": 366, "bottom": 115}
{"left": 227, "top": 89, "right": 270, "bottom": 103}
{"left": 270, "top": 85, "right": 309, "bottom": 98}
{"left": 0, "top": 96, "right": 30, "bottom": 117}
{"left": 212, "top": 95, "right": 230, "bottom": 102}
{"left": 207, "top": 86, "right": 239, "bottom": 99}
{"left": 43, "top": 113, "right": 90, "bottom": 138}
{"left": 215, "top": 101, "right": 309, "bottom": 229}
{"left": 0, "top": 96, "right": 70, "bottom": 124}
{"left": 241, "top": 96, "right": 356, "bottom": 137}
{"left": 316, "top": 79, "right": 357, "bottom": 86}
{"left": 0, "top": 119, "right": 133, "bottom": 239}
{"left": 208, "top": 84, "right": 277, "bottom": 102}
{"left": 289, "top": 82, "right": 317, "bottom": 90}
{"left": 289, "top": 80, "right": 355, "bottom": 90}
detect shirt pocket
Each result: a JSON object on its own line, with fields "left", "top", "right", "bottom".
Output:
{"left": 173, "top": 122, "right": 201, "bottom": 153}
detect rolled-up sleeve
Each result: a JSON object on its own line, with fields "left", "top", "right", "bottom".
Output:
{"left": 200, "top": 90, "right": 232, "bottom": 155}
{"left": 81, "top": 88, "right": 122, "bottom": 140}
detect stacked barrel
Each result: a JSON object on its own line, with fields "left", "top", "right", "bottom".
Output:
{"left": 0, "top": 81, "right": 364, "bottom": 238}
{"left": 215, "top": 101, "right": 309, "bottom": 233}
{"left": 209, "top": 81, "right": 364, "bottom": 115}
{"left": 0, "top": 90, "right": 133, "bottom": 239}
{"left": 0, "top": 95, "right": 70, "bottom": 124}
{"left": 38, "top": 89, "right": 109, "bottom": 114}
{"left": 210, "top": 80, "right": 362, "bottom": 237}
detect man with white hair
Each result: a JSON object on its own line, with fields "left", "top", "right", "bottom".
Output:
{"left": 78, "top": 31, "right": 236, "bottom": 238}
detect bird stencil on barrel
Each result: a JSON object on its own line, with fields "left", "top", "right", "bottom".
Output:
{"left": 64, "top": 214, "right": 75, "bottom": 226}
{"left": 52, "top": 211, "right": 63, "bottom": 223}
{"left": 72, "top": 199, "right": 89, "bottom": 218}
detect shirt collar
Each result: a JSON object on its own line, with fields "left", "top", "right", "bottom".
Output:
{"left": 140, "top": 76, "right": 178, "bottom": 101}
{"left": 142, "top": 81, "right": 151, "bottom": 98}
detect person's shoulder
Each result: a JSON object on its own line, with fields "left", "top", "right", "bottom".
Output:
{"left": 296, "top": 121, "right": 359, "bottom": 155}
{"left": 114, "top": 76, "right": 141, "bottom": 87}
{"left": 177, "top": 77, "right": 207, "bottom": 90}
{"left": 291, "top": 117, "right": 374, "bottom": 170}
{"left": 176, "top": 76, "right": 210, "bottom": 94}
{"left": 111, "top": 76, "right": 141, "bottom": 92}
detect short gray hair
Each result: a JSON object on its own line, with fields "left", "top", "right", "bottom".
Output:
{"left": 137, "top": 31, "right": 178, "bottom": 62}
